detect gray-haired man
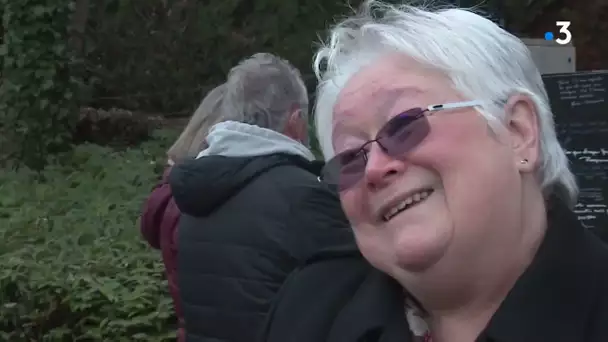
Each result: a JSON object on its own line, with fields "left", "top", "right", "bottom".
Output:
{"left": 169, "top": 53, "right": 356, "bottom": 342}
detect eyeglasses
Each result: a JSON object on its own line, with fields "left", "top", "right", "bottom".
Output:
{"left": 320, "top": 100, "right": 483, "bottom": 192}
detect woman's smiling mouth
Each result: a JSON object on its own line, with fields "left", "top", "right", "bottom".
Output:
{"left": 381, "top": 188, "right": 434, "bottom": 222}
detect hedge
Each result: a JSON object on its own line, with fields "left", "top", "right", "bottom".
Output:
{"left": 81, "top": 0, "right": 362, "bottom": 113}
{"left": 0, "top": 130, "right": 178, "bottom": 341}
{"left": 0, "top": 0, "right": 82, "bottom": 169}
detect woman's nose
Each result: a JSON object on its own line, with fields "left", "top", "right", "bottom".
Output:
{"left": 363, "top": 143, "right": 407, "bottom": 191}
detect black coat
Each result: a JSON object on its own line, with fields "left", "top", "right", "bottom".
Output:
{"left": 169, "top": 153, "right": 356, "bottom": 342}
{"left": 261, "top": 198, "right": 608, "bottom": 342}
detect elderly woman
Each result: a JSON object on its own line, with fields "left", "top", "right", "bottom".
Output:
{"left": 261, "top": 2, "right": 608, "bottom": 342}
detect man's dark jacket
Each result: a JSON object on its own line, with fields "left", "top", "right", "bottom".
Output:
{"left": 169, "top": 121, "right": 356, "bottom": 342}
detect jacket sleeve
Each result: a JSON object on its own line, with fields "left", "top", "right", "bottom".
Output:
{"left": 139, "top": 168, "right": 174, "bottom": 249}
{"left": 283, "top": 183, "right": 358, "bottom": 263}
{"left": 260, "top": 250, "right": 412, "bottom": 342}
{"left": 260, "top": 252, "right": 368, "bottom": 342}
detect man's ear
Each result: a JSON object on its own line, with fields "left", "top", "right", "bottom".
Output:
{"left": 283, "top": 109, "right": 308, "bottom": 144}
{"left": 504, "top": 94, "right": 540, "bottom": 172}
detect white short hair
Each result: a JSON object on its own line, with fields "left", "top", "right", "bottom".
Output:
{"left": 312, "top": 0, "right": 578, "bottom": 206}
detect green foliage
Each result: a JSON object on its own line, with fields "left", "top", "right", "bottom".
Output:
{"left": 0, "top": 129, "right": 179, "bottom": 341}
{"left": 0, "top": 0, "right": 81, "bottom": 170}
{"left": 83, "top": 0, "right": 361, "bottom": 113}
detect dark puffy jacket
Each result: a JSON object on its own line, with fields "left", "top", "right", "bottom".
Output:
{"left": 169, "top": 127, "right": 356, "bottom": 342}
{"left": 140, "top": 167, "right": 184, "bottom": 342}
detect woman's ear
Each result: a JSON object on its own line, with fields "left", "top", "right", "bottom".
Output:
{"left": 504, "top": 94, "right": 540, "bottom": 173}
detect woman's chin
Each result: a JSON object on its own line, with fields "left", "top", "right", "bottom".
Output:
{"left": 393, "top": 226, "right": 451, "bottom": 273}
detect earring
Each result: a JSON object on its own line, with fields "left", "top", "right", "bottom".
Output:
{"left": 520, "top": 159, "right": 528, "bottom": 164}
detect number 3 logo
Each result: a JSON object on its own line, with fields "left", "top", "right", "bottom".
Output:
{"left": 555, "top": 21, "right": 572, "bottom": 45}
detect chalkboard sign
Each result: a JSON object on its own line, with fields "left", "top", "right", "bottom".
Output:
{"left": 543, "top": 71, "right": 608, "bottom": 241}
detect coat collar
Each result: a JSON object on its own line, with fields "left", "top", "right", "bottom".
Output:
{"left": 476, "top": 198, "right": 608, "bottom": 341}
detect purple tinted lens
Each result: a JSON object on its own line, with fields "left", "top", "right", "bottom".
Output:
{"left": 377, "top": 109, "right": 430, "bottom": 158}
{"left": 321, "top": 108, "right": 430, "bottom": 191}
{"left": 323, "top": 149, "right": 366, "bottom": 191}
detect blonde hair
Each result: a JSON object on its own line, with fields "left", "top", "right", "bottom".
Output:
{"left": 167, "top": 84, "right": 226, "bottom": 163}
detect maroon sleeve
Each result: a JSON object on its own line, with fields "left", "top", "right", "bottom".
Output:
{"left": 140, "top": 167, "right": 174, "bottom": 249}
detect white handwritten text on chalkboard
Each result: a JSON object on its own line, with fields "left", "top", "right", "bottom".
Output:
{"left": 565, "top": 148, "right": 608, "bottom": 163}
{"left": 557, "top": 75, "right": 606, "bottom": 109}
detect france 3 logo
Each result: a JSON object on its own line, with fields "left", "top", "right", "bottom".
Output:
{"left": 544, "top": 21, "right": 572, "bottom": 45}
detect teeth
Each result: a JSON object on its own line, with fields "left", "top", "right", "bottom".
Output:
{"left": 413, "top": 193, "right": 421, "bottom": 202}
{"left": 383, "top": 190, "right": 432, "bottom": 221}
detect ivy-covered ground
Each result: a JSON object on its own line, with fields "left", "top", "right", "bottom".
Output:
{"left": 0, "top": 129, "right": 179, "bottom": 341}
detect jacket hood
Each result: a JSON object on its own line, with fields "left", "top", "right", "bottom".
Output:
{"left": 169, "top": 121, "right": 320, "bottom": 217}
{"left": 196, "top": 120, "right": 315, "bottom": 161}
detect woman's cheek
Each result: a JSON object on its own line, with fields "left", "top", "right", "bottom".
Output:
{"left": 339, "top": 187, "right": 370, "bottom": 224}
